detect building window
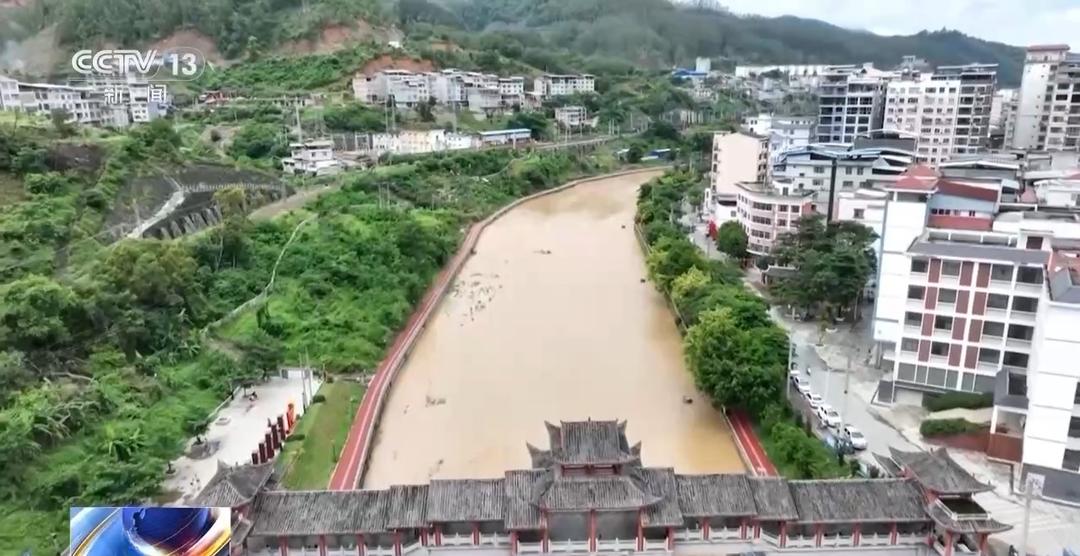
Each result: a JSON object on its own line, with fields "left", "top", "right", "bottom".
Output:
{"left": 908, "top": 286, "right": 925, "bottom": 300}
{"left": 1006, "top": 372, "right": 1027, "bottom": 397}
{"left": 941, "top": 261, "right": 961, "bottom": 276}
{"left": 1064, "top": 450, "right": 1080, "bottom": 472}
{"left": 911, "top": 259, "right": 929, "bottom": 273}
{"left": 1074, "top": 383, "right": 1080, "bottom": 406}
{"left": 978, "top": 348, "right": 1000, "bottom": 364}
{"left": 814, "top": 166, "right": 825, "bottom": 174}
{"left": 853, "top": 208, "right": 865, "bottom": 219}
{"left": 987, "top": 294, "right": 1009, "bottom": 310}
{"left": 930, "top": 342, "right": 950, "bottom": 357}
{"left": 904, "top": 312, "right": 922, "bottom": 327}
{"left": 990, "top": 264, "right": 1013, "bottom": 282}
{"left": 812, "top": 179, "right": 823, "bottom": 186}
{"left": 1003, "top": 351, "right": 1029, "bottom": 369}
{"left": 934, "top": 315, "right": 953, "bottom": 331}
{"left": 938, "top": 289, "right": 957, "bottom": 304}
{"left": 1016, "top": 267, "right": 1043, "bottom": 284}
{"left": 1007, "top": 324, "right": 1034, "bottom": 342}
{"left": 901, "top": 338, "right": 919, "bottom": 352}
{"left": 982, "top": 321, "right": 1005, "bottom": 338}
{"left": 1070, "top": 417, "right": 1080, "bottom": 439}
{"left": 1012, "top": 296, "right": 1039, "bottom": 313}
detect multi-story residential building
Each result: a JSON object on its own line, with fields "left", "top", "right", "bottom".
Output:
{"left": 735, "top": 180, "right": 814, "bottom": 256}
{"left": 734, "top": 64, "right": 832, "bottom": 88}
{"left": 533, "top": 74, "right": 595, "bottom": 98}
{"left": 0, "top": 76, "right": 106, "bottom": 125}
{"left": 703, "top": 132, "right": 769, "bottom": 230}
{"left": 990, "top": 89, "right": 1017, "bottom": 133}
{"left": 428, "top": 70, "right": 468, "bottom": 105}
{"left": 872, "top": 166, "right": 1080, "bottom": 504}
{"left": 466, "top": 87, "right": 502, "bottom": 114}
{"left": 281, "top": 140, "right": 343, "bottom": 176}
{"left": 1011, "top": 44, "right": 1080, "bottom": 151}
{"left": 554, "top": 105, "right": 592, "bottom": 128}
{"left": 816, "top": 63, "right": 895, "bottom": 143}
{"left": 771, "top": 141, "right": 915, "bottom": 216}
{"left": 742, "top": 113, "right": 816, "bottom": 139}
{"left": 883, "top": 64, "right": 997, "bottom": 166}
{"left": 369, "top": 129, "right": 475, "bottom": 156}
{"left": 497, "top": 77, "right": 524, "bottom": 107}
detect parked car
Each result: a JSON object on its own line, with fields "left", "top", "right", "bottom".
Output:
{"left": 816, "top": 404, "right": 841, "bottom": 428}
{"left": 843, "top": 425, "right": 868, "bottom": 450}
{"left": 797, "top": 381, "right": 812, "bottom": 395}
{"left": 805, "top": 392, "right": 824, "bottom": 409}
{"left": 789, "top": 372, "right": 803, "bottom": 386}
{"left": 789, "top": 361, "right": 799, "bottom": 371}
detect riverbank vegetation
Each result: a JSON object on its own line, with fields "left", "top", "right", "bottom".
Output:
{"left": 0, "top": 132, "right": 619, "bottom": 552}
{"left": 279, "top": 379, "right": 364, "bottom": 489}
{"left": 636, "top": 170, "right": 847, "bottom": 480}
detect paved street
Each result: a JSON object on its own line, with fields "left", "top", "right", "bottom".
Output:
{"left": 685, "top": 224, "right": 1080, "bottom": 555}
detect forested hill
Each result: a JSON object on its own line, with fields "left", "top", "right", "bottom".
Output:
{"left": 423, "top": 0, "right": 1026, "bottom": 85}
{"left": 2, "top": 0, "right": 1026, "bottom": 85}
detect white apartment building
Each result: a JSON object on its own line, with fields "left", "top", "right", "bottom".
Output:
{"left": 771, "top": 142, "right": 915, "bottom": 216}
{"left": 734, "top": 64, "right": 831, "bottom": 88}
{"left": 281, "top": 140, "right": 342, "bottom": 176}
{"left": 466, "top": 87, "right": 502, "bottom": 114}
{"left": 0, "top": 77, "right": 105, "bottom": 125}
{"left": 991, "top": 88, "right": 1017, "bottom": 132}
{"left": 554, "top": 105, "right": 591, "bottom": 128}
{"left": 741, "top": 113, "right": 815, "bottom": 137}
{"left": 369, "top": 129, "right": 474, "bottom": 156}
{"left": 883, "top": 64, "right": 997, "bottom": 166}
{"left": 735, "top": 180, "right": 814, "bottom": 256}
{"left": 871, "top": 167, "right": 1080, "bottom": 504}
{"left": 817, "top": 63, "right": 896, "bottom": 143}
{"left": 497, "top": 77, "right": 524, "bottom": 107}
{"left": 1011, "top": 44, "right": 1080, "bottom": 151}
{"left": 428, "top": 70, "right": 468, "bottom": 105}
{"left": 533, "top": 74, "right": 595, "bottom": 98}
{"left": 708, "top": 131, "right": 768, "bottom": 200}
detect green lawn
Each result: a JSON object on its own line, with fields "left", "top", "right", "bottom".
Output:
{"left": 279, "top": 380, "right": 365, "bottom": 489}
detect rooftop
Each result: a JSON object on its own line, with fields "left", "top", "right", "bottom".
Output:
{"left": 885, "top": 448, "right": 994, "bottom": 495}
{"left": 217, "top": 420, "right": 1003, "bottom": 542}
{"left": 908, "top": 230, "right": 1048, "bottom": 266}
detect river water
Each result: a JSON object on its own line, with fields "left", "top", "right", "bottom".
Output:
{"left": 362, "top": 171, "right": 744, "bottom": 487}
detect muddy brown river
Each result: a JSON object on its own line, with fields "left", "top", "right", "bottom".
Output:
{"left": 362, "top": 171, "right": 744, "bottom": 487}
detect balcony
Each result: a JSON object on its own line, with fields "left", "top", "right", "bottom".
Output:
{"left": 994, "top": 370, "right": 1028, "bottom": 410}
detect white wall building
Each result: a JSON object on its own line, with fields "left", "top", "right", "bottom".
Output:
{"left": 883, "top": 64, "right": 997, "bottom": 166}
{"left": 369, "top": 129, "right": 475, "bottom": 156}
{"left": 282, "top": 140, "right": 342, "bottom": 176}
{"left": 871, "top": 166, "right": 1080, "bottom": 504}
{"left": 817, "top": 64, "right": 896, "bottom": 144}
{"left": 708, "top": 131, "right": 768, "bottom": 201}
{"left": 533, "top": 74, "right": 595, "bottom": 98}
{"left": 771, "top": 143, "right": 915, "bottom": 216}
{"left": 991, "top": 88, "right": 1017, "bottom": 133}
{"left": 1011, "top": 44, "right": 1080, "bottom": 151}
{"left": 0, "top": 76, "right": 106, "bottom": 125}
{"left": 735, "top": 180, "right": 814, "bottom": 256}
{"left": 554, "top": 105, "right": 593, "bottom": 128}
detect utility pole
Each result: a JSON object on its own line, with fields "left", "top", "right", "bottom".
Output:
{"left": 1020, "top": 473, "right": 1043, "bottom": 556}
{"left": 826, "top": 156, "right": 838, "bottom": 222}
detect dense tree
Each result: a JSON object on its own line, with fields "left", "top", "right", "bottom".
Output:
{"left": 714, "top": 220, "right": 747, "bottom": 261}
{"left": 228, "top": 122, "right": 287, "bottom": 160}
{"left": 0, "top": 275, "right": 84, "bottom": 352}
{"left": 646, "top": 235, "right": 706, "bottom": 292}
{"left": 771, "top": 214, "right": 877, "bottom": 321}
{"left": 683, "top": 307, "right": 786, "bottom": 418}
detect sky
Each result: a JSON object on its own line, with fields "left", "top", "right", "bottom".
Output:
{"left": 716, "top": 0, "right": 1080, "bottom": 48}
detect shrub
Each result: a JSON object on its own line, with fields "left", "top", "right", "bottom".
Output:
{"left": 920, "top": 418, "right": 984, "bottom": 438}
{"left": 311, "top": 394, "right": 326, "bottom": 404}
{"left": 924, "top": 391, "right": 994, "bottom": 412}
{"left": 286, "top": 433, "right": 306, "bottom": 442}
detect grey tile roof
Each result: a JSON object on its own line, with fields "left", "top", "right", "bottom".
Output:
{"left": 888, "top": 448, "right": 994, "bottom": 495}
{"left": 927, "top": 501, "right": 1011, "bottom": 534}
{"left": 250, "top": 490, "right": 389, "bottom": 535}
{"left": 504, "top": 470, "right": 547, "bottom": 530}
{"left": 539, "top": 475, "right": 659, "bottom": 512}
{"left": 788, "top": 479, "right": 927, "bottom": 523}
{"left": 634, "top": 468, "right": 684, "bottom": 527}
{"left": 426, "top": 479, "right": 506, "bottom": 522}
{"left": 386, "top": 484, "right": 429, "bottom": 529}
{"left": 195, "top": 461, "right": 274, "bottom": 507}
{"left": 748, "top": 477, "right": 798, "bottom": 520}
{"left": 545, "top": 420, "right": 637, "bottom": 465}
{"left": 675, "top": 474, "right": 757, "bottom": 517}
{"left": 872, "top": 453, "right": 902, "bottom": 477}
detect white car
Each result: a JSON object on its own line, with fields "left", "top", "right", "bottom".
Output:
{"left": 805, "top": 392, "right": 824, "bottom": 409}
{"left": 817, "top": 404, "right": 841, "bottom": 428}
{"left": 844, "top": 426, "right": 868, "bottom": 450}
{"left": 797, "top": 381, "right": 812, "bottom": 395}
